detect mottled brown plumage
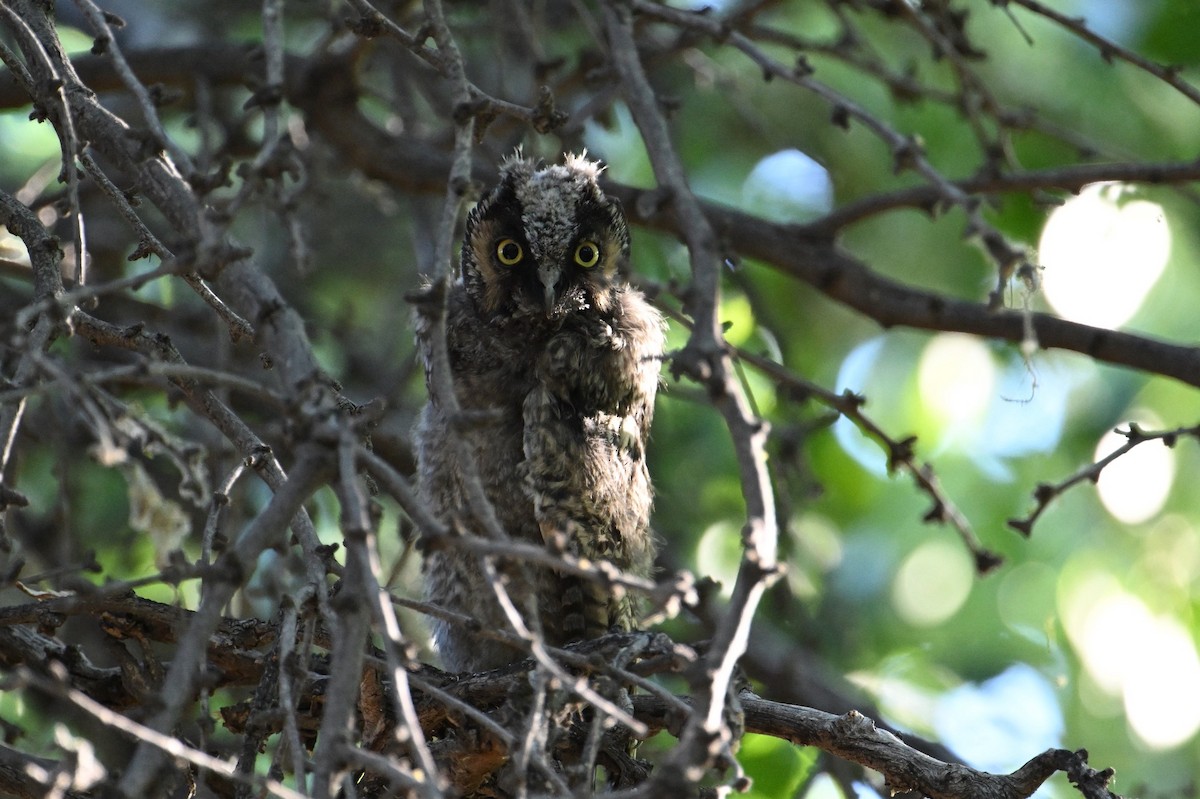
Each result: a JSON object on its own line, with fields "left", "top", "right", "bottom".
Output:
{"left": 415, "top": 154, "right": 664, "bottom": 672}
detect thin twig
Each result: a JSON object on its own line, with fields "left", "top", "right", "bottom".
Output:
{"left": 70, "top": 0, "right": 196, "bottom": 175}
{"left": 1009, "top": 422, "right": 1200, "bottom": 536}
{"left": 117, "top": 451, "right": 332, "bottom": 797}
{"left": 1008, "top": 0, "right": 1200, "bottom": 107}
{"left": 631, "top": 0, "right": 1028, "bottom": 308}
{"left": 16, "top": 666, "right": 308, "bottom": 799}
{"left": 601, "top": 1, "right": 779, "bottom": 785}
{"left": 335, "top": 432, "right": 443, "bottom": 799}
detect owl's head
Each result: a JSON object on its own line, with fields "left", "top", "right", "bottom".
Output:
{"left": 461, "top": 153, "right": 630, "bottom": 322}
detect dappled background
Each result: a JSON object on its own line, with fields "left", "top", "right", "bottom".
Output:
{"left": 3, "top": 0, "right": 1200, "bottom": 796}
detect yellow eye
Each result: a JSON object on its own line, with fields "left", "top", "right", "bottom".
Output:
{"left": 574, "top": 241, "right": 601, "bottom": 268}
{"left": 496, "top": 238, "right": 524, "bottom": 265}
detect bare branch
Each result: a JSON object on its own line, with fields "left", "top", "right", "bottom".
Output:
{"left": 1009, "top": 421, "right": 1200, "bottom": 536}
{"left": 117, "top": 449, "right": 333, "bottom": 797}
{"left": 1008, "top": 0, "right": 1200, "bottom": 107}
{"left": 601, "top": 1, "right": 779, "bottom": 786}
{"left": 10, "top": 666, "right": 308, "bottom": 799}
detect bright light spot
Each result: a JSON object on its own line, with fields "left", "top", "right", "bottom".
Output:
{"left": 582, "top": 103, "right": 652, "bottom": 187}
{"left": 1080, "top": 0, "right": 1142, "bottom": 45}
{"left": 0, "top": 111, "right": 60, "bottom": 162}
{"left": 917, "top": 334, "right": 995, "bottom": 444}
{"left": 0, "top": 228, "right": 30, "bottom": 266}
{"left": 830, "top": 533, "right": 896, "bottom": 601}
{"left": 1123, "top": 617, "right": 1200, "bottom": 749}
{"left": 720, "top": 294, "right": 756, "bottom": 347}
{"left": 670, "top": 0, "right": 736, "bottom": 10}
{"left": 799, "top": 773, "right": 841, "bottom": 799}
{"left": 789, "top": 514, "right": 844, "bottom": 570}
{"left": 834, "top": 335, "right": 1080, "bottom": 479}
{"left": 696, "top": 521, "right": 742, "bottom": 598}
{"left": 1060, "top": 576, "right": 1200, "bottom": 750}
{"left": 833, "top": 336, "right": 890, "bottom": 475}
{"left": 1039, "top": 183, "right": 1170, "bottom": 329}
{"left": 803, "top": 774, "right": 879, "bottom": 799}
{"left": 53, "top": 724, "right": 106, "bottom": 789}
{"left": 786, "top": 514, "right": 844, "bottom": 599}
{"left": 1142, "top": 514, "right": 1200, "bottom": 591}
{"left": 1074, "top": 590, "right": 1152, "bottom": 694}
{"left": 971, "top": 356, "right": 1081, "bottom": 479}
{"left": 742, "top": 149, "right": 833, "bottom": 223}
{"left": 891, "top": 538, "right": 973, "bottom": 627}
{"left": 933, "top": 664, "right": 1063, "bottom": 773}
{"left": 849, "top": 663, "right": 939, "bottom": 732}
{"left": 1094, "top": 419, "right": 1174, "bottom": 524}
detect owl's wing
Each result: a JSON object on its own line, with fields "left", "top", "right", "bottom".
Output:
{"left": 411, "top": 277, "right": 444, "bottom": 395}
{"left": 614, "top": 288, "right": 667, "bottom": 447}
{"left": 413, "top": 279, "right": 520, "bottom": 403}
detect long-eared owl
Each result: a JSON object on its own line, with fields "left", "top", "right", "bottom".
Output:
{"left": 414, "top": 154, "right": 665, "bottom": 672}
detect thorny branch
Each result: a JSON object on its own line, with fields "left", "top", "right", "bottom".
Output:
{"left": 632, "top": 0, "right": 1030, "bottom": 308}
{"left": 1008, "top": 421, "right": 1200, "bottom": 536}
{"left": 1005, "top": 0, "right": 1200, "bottom": 107}
{"left": 738, "top": 343, "right": 1002, "bottom": 573}
{"left": 649, "top": 292, "right": 1002, "bottom": 573}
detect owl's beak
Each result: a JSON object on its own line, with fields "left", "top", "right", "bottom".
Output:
{"left": 539, "top": 264, "right": 562, "bottom": 313}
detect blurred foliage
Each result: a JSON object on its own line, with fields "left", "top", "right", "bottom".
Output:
{"left": 4, "top": 0, "right": 1200, "bottom": 796}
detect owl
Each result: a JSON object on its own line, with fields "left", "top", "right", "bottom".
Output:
{"left": 414, "top": 154, "right": 665, "bottom": 673}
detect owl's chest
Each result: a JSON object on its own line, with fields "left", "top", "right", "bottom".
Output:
{"left": 447, "top": 295, "right": 628, "bottom": 422}
{"left": 446, "top": 323, "right": 539, "bottom": 407}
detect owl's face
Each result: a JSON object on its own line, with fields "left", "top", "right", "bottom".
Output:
{"left": 461, "top": 154, "right": 630, "bottom": 323}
